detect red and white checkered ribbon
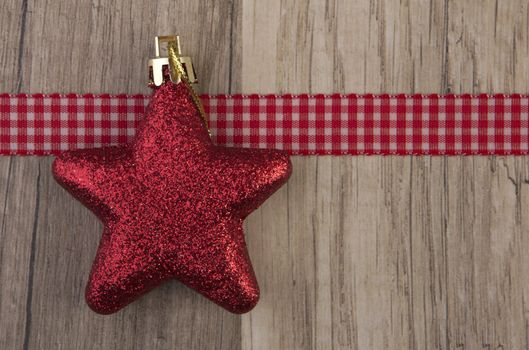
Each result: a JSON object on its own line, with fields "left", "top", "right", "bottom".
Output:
{"left": 1, "top": 93, "right": 528, "bottom": 155}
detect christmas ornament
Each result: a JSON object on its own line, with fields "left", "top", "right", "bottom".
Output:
{"left": 52, "top": 36, "right": 292, "bottom": 314}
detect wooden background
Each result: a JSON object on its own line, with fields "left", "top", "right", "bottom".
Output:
{"left": 1, "top": 0, "right": 529, "bottom": 349}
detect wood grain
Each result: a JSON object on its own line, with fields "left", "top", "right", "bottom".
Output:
{"left": 240, "top": 1, "right": 529, "bottom": 349}
{"left": 1, "top": 0, "right": 529, "bottom": 349}
{"left": 0, "top": 1, "right": 240, "bottom": 349}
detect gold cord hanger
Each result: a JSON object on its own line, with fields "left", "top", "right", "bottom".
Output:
{"left": 149, "top": 35, "right": 210, "bottom": 134}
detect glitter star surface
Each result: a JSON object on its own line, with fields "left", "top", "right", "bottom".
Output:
{"left": 52, "top": 82, "right": 292, "bottom": 314}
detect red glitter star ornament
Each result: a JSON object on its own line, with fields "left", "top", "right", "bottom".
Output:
{"left": 52, "top": 81, "right": 291, "bottom": 314}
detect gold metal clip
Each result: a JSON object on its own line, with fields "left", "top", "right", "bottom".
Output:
{"left": 148, "top": 35, "right": 197, "bottom": 87}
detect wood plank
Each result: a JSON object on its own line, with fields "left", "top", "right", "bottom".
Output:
{"left": 0, "top": 0, "right": 241, "bottom": 349}
{"left": 443, "top": 1, "right": 529, "bottom": 348}
{"left": 0, "top": 0, "right": 26, "bottom": 91}
{"left": 0, "top": 157, "right": 41, "bottom": 350}
{"left": 240, "top": 0, "right": 529, "bottom": 349}
{"left": 0, "top": 1, "right": 37, "bottom": 349}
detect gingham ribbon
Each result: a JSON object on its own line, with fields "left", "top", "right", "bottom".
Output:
{"left": 1, "top": 93, "right": 528, "bottom": 155}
